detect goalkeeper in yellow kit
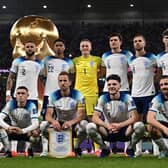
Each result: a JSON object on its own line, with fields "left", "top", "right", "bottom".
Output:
{"left": 73, "top": 39, "right": 102, "bottom": 155}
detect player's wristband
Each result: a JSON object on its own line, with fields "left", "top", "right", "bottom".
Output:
{"left": 6, "top": 90, "right": 11, "bottom": 96}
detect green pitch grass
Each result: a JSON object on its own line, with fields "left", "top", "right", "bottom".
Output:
{"left": 1, "top": 154, "right": 168, "bottom": 168}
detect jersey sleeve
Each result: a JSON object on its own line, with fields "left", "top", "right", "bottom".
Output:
{"left": 30, "top": 103, "right": 39, "bottom": 119}
{"left": 94, "top": 95, "right": 104, "bottom": 113}
{"left": 1, "top": 101, "right": 11, "bottom": 117}
{"left": 126, "top": 94, "right": 137, "bottom": 112}
{"left": 10, "top": 58, "right": 19, "bottom": 73}
{"left": 76, "top": 91, "right": 85, "bottom": 109}
{"left": 148, "top": 96, "right": 160, "bottom": 113}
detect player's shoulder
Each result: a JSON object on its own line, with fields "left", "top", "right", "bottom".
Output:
{"left": 157, "top": 51, "right": 166, "bottom": 58}
{"left": 13, "top": 56, "right": 26, "bottom": 64}
{"left": 7, "top": 99, "right": 17, "bottom": 109}
{"left": 71, "top": 88, "right": 84, "bottom": 98}
{"left": 72, "top": 56, "right": 81, "bottom": 63}
{"left": 120, "top": 91, "right": 132, "bottom": 100}
{"left": 43, "top": 55, "right": 56, "bottom": 62}
{"left": 152, "top": 93, "right": 164, "bottom": 103}
{"left": 102, "top": 51, "right": 111, "bottom": 58}
{"left": 90, "top": 55, "right": 101, "bottom": 62}
{"left": 145, "top": 52, "right": 156, "bottom": 58}
{"left": 121, "top": 50, "right": 133, "bottom": 57}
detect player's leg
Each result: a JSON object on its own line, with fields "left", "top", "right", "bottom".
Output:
{"left": 40, "top": 121, "right": 49, "bottom": 157}
{"left": 85, "top": 96, "right": 100, "bottom": 155}
{"left": 126, "top": 122, "right": 145, "bottom": 157}
{"left": 86, "top": 123, "right": 110, "bottom": 157}
{"left": 74, "top": 120, "right": 88, "bottom": 157}
{"left": 0, "top": 128, "right": 11, "bottom": 157}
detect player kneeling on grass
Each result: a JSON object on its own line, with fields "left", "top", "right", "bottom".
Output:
{"left": 86, "top": 74, "right": 145, "bottom": 157}
{"left": 40, "top": 71, "right": 88, "bottom": 157}
{"left": 147, "top": 75, "right": 168, "bottom": 159}
{"left": 0, "top": 86, "right": 39, "bottom": 158}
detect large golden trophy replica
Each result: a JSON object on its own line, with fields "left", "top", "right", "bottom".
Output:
{"left": 10, "top": 15, "right": 59, "bottom": 109}
{"left": 10, "top": 15, "right": 59, "bottom": 59}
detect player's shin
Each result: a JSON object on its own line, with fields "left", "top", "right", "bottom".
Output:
{"left": 86, "top": 123, "right": 107, "bottom": 149}
{"left": 129, "top": 122, "right": 145, "bottom": 149}
{"left": 0, "top": 129, "right": 10, "bottom": 152}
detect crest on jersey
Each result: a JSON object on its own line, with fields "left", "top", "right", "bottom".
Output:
{"left": 120, "top": 57, "right": 125, "bottom": 64}
{"left": 90, "top": 61, "right": 94, "bottom": 67}
{"left": 61, "top": 64, "right": 67, "bottom": 70}
{"left": 70, "top": 102, "right": 76, "bottom": 109}
{"left": 144, "top": 61, "right": 150, "bottom": 69}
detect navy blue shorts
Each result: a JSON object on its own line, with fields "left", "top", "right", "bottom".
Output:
{"left": 103, "top": 126, "right": 131, "bottom": 142}
{"left": 133, "top": 95, "right": 154, "bottom": 115}
{"left": 8, "top": 133, "right": 30, "bottom": 141}
{"left": 41, "top": 96, "right": 49, "bottom": 120}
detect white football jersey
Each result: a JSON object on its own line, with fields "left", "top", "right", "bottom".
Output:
{"left": 94, "top": 92, "right": 136, "bottom": 123}
{"left": 10, "top": 57, "right": 43, "bottom": 100}
{"left": 43, "top": 56, "right": 74, "bottom": 96}
{"left": 149, "top": 93, "right": 168, "bottom": 122}
{"left": 48, "top": 89, "right": 85, "bottom": 122}
{"left": 102, "top": 50, "right": 132, "bottom": 92}
{"left": 1, "top": 99, "right": 38, "bottom": 128}
{"left": 157, "top": 51, "right": 168, "bottom": 75}
{"left": 128, "top": 53, "right": 157, "bottom": 97}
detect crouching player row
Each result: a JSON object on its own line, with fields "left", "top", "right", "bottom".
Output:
{"left": 0, "top": 86, "right": 40, "bottom": 157}
{"left": 87, "top": 75, "right": 168, "bottom": 158}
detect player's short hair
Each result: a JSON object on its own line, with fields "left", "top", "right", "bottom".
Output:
{"left": 58, "top": 71, "right": 71, "bottom": 81}
{"left": 53, "top": 38, "right": 65, "bottom": 45}
{"left": 24, "top": 41, "right": 36, "bottom": 45}
{"left": 133, "top": 34, "right": 146, "bottom": 42}
{"left": 80, "top": 38, "right": 92, "bottom": 44}
{"left": 162, "top": 29, "right": 168, "bottom": 37}
{"left": 16, "top": 86, "right": 28, "bottom": 92}
{"left": 106, "top": 74, "right": 121, "bottom": 83}
{"left": 108, "top": 33, "right": 123, "bottom": 42}
{"left": 159, "top": 75, "right": 168, "bottom": 82}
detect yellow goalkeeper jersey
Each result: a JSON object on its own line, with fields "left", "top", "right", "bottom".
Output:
{"left": 73, "top": 55, "right": 101, "bottom": 96}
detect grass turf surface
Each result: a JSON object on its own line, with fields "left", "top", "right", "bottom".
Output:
{"left": 0, "top": 154, "right": 168, "bottom": 168}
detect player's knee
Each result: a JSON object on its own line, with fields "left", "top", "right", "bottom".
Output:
{"left": 79, "top": 120, "right": 88, "bottom": 130}
{"left": 76, "top": 120, "right": 88, "bottom": 136}
{"left": 0, "top": 129, "right": 7, "bottom": 138}
{"left": 133, "top": 121, "right": 145, "bottom": 135}
{"left": 86, "top": 122, "right": 97, "bottom": 137}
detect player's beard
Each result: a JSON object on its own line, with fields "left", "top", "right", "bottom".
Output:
{"left": 162, "top": 89, "right": 168, "bottom": 97}
{"left": 26, "top": 51, "right": 35, "bottom": 57}
{"left": 135, "top": 45, "right": 143, "bottom": 52}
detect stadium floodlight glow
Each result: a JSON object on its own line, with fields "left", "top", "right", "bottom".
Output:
{"left": 129, "top": 3, "right": 134, "bottom": 7}
{"left": 43, "top": 5, "right": 47, "bottom": 9}
{"left": 2, "top": 5, "right": 7, "bottom": 9}
{"left": 87, "top": 4, "right": 92, "bottom": 8}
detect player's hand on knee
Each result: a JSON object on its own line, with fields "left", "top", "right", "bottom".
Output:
{"left": 51, "top": 120, "right": 61, "bottom": 131}
{"left": 62, "top": 121, "right": 72, "bottom": 130}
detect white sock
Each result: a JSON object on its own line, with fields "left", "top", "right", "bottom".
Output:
{"left": 41, "top": 136, "right": 48, "bottom": 153}
{"left": 136, "top": 140, "right": 142, "bottom": 153}
{"left": 25, "top": 142, "right": 31, "bottom": 152}
{"left": 152, "top": 140, "right": 160, "bottom": 156}
{"left": 11, "top": 140, "right": 18, "bottom": 152}
{"left": 124, "top": 141, "right": 130, "bottom": 153}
